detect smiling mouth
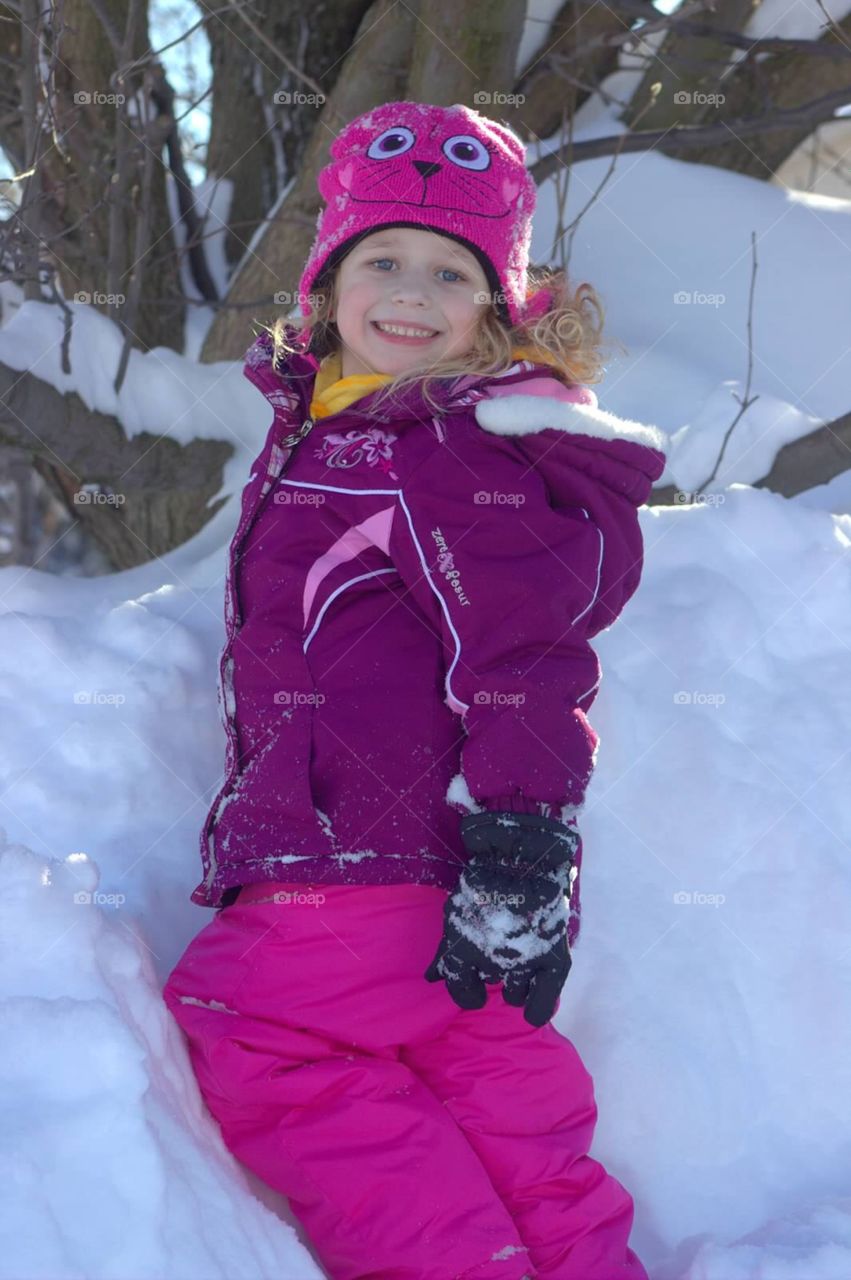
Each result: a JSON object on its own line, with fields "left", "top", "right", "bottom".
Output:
{"left": 371, "top": 320, "right": 441, "bottom": 339}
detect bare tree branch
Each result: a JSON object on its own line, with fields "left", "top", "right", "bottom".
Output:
{"left": 530, "top": 87, "right": 851, "bottom": 179}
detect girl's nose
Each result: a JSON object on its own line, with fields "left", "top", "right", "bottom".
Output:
{"left": 391, "top": 276, "right": 431, "bottom": 304}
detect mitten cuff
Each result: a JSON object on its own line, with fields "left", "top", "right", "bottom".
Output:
{"left": 477, "top": 793, "right": 556, "bottom": 816}
{"left": 476, "top": 795, "right": 584, "bottom": 825}
{"left": 460, "top": 810, "right": 580, "bottom": 872}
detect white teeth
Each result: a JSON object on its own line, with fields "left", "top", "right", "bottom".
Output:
{"left": 375, "top": 322, "right": 437, "bottom": 338}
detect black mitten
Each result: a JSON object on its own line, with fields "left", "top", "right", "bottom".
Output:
{"left": 425, "top": 810, "right": 580, "bottom": 1027}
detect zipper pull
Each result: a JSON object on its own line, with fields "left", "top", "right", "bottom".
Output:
{"left": 280, "top": 416, "right": 314, "bottom": 448}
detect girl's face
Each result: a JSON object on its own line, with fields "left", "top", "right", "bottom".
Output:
{"left": 330, "top": 227, "right": 491, "bottom": 378}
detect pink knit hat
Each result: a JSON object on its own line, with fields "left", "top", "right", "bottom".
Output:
{"left": 298, "top": 100, "right": 543, "bottom": 330}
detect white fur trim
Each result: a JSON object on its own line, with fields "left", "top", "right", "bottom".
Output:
{"left": 446, "top": 773, "right": 482, "bottom": 815}
{"left": 475, "top": 394, "right": 669, "bottom": 453}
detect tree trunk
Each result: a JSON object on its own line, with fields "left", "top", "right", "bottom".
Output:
{"left": 200, "top": 0, "right": 417, "bottom": 363}
{"left": 620, "top": 0, "right": 851, "bottom": 182}
{"left": 201, "top": 0, "right": 537, "bottom": 362}
{"left": 45, "top": 0, "right": 185, "bottom": 352}
{"left": 0, "top": 359, "right": 231, "bottom": 570}
{"left": 648, "top": 407, "right": 851, "bottom": 505}
{"left": 203, "top": 0, "right": 371, "bottom": 275}
{"left": 514, "top": 0, "right": 640, "bottom": 144}
{"left": 753, "top": 409, "right": 851, "bottom": 498}
{"left": 406, "top": 0, "right": 524, "bottom": 104}
{"left": 675, "top": 10, "right": 851, "bottom": 178}
{"left": 620, "top": 0, "right": 762, "bottom": 132}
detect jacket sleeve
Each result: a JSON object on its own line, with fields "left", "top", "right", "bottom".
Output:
{"left": 392, "top": 429, "right": 607, "bottom": 820}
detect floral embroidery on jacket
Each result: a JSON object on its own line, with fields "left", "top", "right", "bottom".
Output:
{"left": 314, "top": 428, "right": 400, "bottom": 480}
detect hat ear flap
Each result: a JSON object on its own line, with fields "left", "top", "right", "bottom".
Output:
{"left": 522, "top": 285, "right": 554, "bottom": 325}
{"left": 317, "top": 162, "right": 338, "bottom": 202}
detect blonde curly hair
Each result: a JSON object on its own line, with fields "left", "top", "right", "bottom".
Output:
{"left": 260, "top": 259, "right": 619, "bottom": 418}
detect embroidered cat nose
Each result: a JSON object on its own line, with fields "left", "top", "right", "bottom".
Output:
{"left": 413, "top": 160, "right": 440, "bottom": 178}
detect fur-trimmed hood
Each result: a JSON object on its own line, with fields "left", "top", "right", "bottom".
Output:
{"left": 475, "top": 381, "right": 668, "bottom": 453}
{"left": 471, "top": 373, "right": 668, "bottom": 632}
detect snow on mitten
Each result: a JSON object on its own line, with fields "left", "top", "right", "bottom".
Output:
{"left": 425, "top": 811, "right": 580, "bottom": 1027}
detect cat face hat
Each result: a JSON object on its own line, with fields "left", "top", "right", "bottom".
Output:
{"left": 297, "top": 100, "right": 542, "bottom": 329}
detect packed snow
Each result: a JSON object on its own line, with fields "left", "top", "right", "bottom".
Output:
{"left": 1, "top": 19, "right": 851, "bottom": 1280}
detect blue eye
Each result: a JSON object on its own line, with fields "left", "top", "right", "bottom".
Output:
{"left": 366, "top": 258, "right": 465, "bottom": 282}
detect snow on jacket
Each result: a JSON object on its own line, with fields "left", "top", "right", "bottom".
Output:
{"left": 191, "top": 326, "right": 668, "bottom": 946}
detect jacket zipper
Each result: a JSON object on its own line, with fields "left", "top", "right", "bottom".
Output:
{"left": 280, "top": 415, "right": 315, "bottom": 448}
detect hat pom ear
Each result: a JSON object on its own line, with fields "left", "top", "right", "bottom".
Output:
{"left": 520, "top": 283, "right": 555, "bottom": 325}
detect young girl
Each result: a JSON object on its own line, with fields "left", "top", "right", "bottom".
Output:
{"left": 163, "top": 100, "right": 668, "bottom": 1280}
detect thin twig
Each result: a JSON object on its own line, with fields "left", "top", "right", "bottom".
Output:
{"left": 697, "top": 231, "right": 760, "bottom": 494}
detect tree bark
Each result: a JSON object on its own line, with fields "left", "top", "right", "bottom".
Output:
{"left": 528, "top": 85, "right": 851, "bottom": 179}
{"left": 620, "top": 0, "right": 851, "bottom": 181}
{"left": 647, "top": 408, "right": 851, "bottom": 505}
{"left": 203, "top": 0, "right": 372, "bottom": 275}
{"left": 0, "top": 359, "right": 231, "bottom": 569}
{"left": 45, "top": 0, "right": 185, "bottom": 352}
{"left": 405, "top": 0, "right": 524, "bottom": 105}
{"left": 513, "top": 0, "right": 641, "bottom": 144}
{"left": 753, "top": 409, "right": 851, "bottom": 499}
{"left": 200, "top": 0, "right": 417, "bottom": 363}
{"left": 621, "top": 0, "right": 762, "bottom": 133}
{"left": 201, "top": 0, "right": 542, "bottom": 362}
{"left": 676, "top": 10, "right": 851, "bottom": 178}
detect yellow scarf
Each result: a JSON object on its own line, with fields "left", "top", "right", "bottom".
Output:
{"left": 309, "top": 345, "right": 563, "bottom": 420}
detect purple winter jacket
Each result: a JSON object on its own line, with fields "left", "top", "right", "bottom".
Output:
{"left": 191, "top": 325, "right": 668, "bottom": 945}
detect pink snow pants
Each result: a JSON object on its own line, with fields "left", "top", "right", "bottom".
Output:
{"left": 163, "top": 881, "right": 648, "bottom": 1280}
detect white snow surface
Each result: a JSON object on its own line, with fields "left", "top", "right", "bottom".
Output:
{"left": 1, "top": 63, "right": 851, "bottom": 1280}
